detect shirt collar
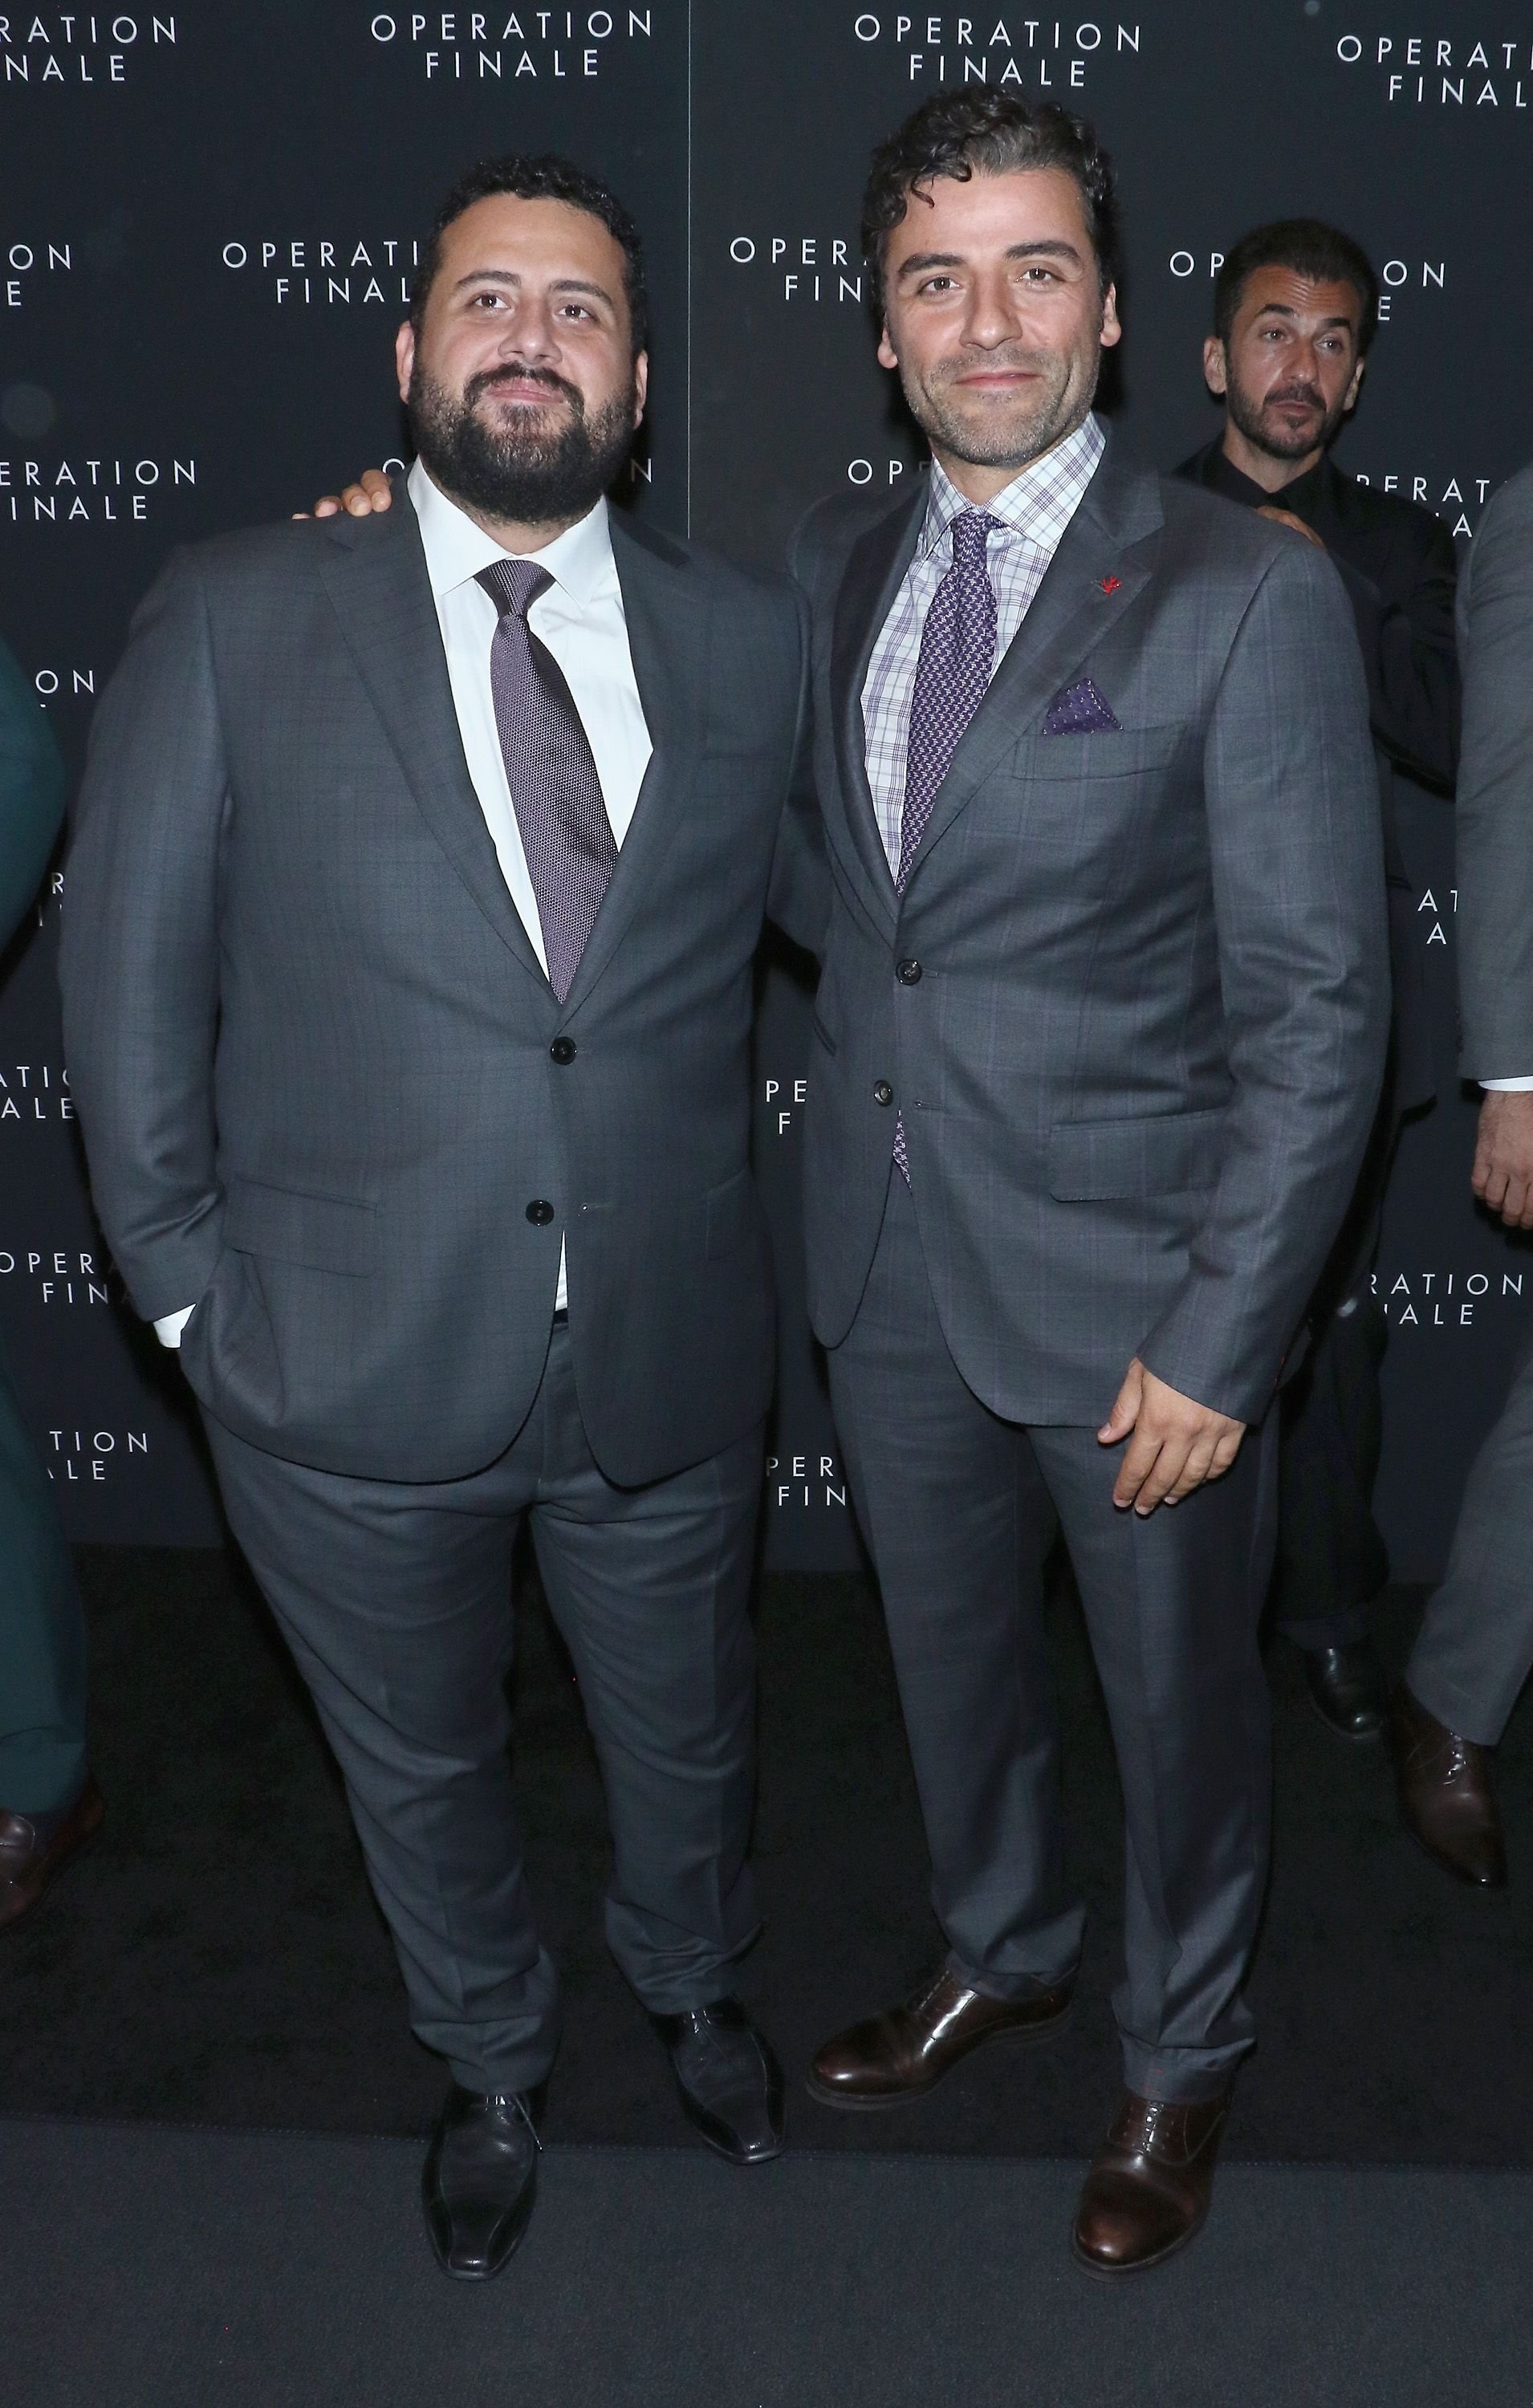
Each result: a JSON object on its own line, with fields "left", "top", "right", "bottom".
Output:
{"left": 919, "top": 412, "right": 1106, "bottom": 559}
{"left": 408, "top": 458, "right": 616, "bottom": 607}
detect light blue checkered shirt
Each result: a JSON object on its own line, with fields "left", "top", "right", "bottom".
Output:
{"left": 861, "top": 413, "right": 1106, "bottom": 875}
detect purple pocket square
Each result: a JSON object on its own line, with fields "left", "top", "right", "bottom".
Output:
{"left": 1043, "top": 677, "right": 1120, "bottom": 735}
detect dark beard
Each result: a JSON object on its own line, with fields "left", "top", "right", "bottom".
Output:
{"left": 1226, "top": 370, "right": 1350, "bottom": 463}
{"left": 408, "top": 360, "right": 636, "bottom": 525}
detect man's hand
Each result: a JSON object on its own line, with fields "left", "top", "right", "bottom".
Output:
{"left": 1255, "top": 505, "right": 1325, "bottom": 550}
{"left": 1098, "top": 1357, "right": 1246, "bottom": 1514}
{"left": 294, "top": 469, "right": 394, "bottom": 523}
{"left": 1471, "top": 1090, "right": 1533, "bottom": 1229}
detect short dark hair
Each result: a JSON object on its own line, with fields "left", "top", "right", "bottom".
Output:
{"left": 860, "top": 92, "right": 1119, "bottom": 321}
{"left": 410, "top": 151, "right": 648, "bottom": 354}
{"left": 1213, "top": 219, "right": 1378, "bottom": 355}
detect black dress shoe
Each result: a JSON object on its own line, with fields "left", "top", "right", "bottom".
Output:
{"left": 650, "top": 1998, "right": 785, "bottom": 2165}
{"left": 421, "top": 2084, "right": 541, "bottom": 2280}
{"left": 1302, "top": 1639, "right": 1387, "bottom": 1739}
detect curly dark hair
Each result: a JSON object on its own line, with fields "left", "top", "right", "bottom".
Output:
{"left": 1213, "top": 219, "right": 1378, "bottom": 356}
{"left": 409, "top": 151, "right": 648, "bottom": 355}
{"left": 860, "top": 92, "right": 1119, "bottom": 321}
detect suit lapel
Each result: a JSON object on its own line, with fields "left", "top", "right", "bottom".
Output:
{"left": 558, "top": 514, "right": 706, "bottom": 1016}
{"left": 315, "top": 482, "right": 545, "bottom": 983}
{"left": 828, "top": 481, "right": 927, "bottom": 930}
{"left": 900, "top": 445, "right": 1164, "bottom": 881}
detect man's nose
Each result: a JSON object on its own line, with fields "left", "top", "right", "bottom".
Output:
{"left": 962, "top": 272, "right": 1027, "bottom": 348}
{"left": 494, "top": 304, "right": 559, "bottom": 363}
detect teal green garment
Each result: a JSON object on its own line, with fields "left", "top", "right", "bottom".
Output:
{"left": 0, "top": 637, "right": 87, "bottom": 1812}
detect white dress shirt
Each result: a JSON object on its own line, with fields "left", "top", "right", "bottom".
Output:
{"left": 156, "top": 461, "right": 650, "bottom": 1344}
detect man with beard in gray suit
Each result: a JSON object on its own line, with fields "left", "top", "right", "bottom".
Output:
{"left": 1389, "top": 461, "right": 1533, "bottom": 1889}
{"left": 62, "top": 153, "right": 821, "bottom": 2282}
{"left": 793, "top": 94, "right": 1388, "bottom": 2276}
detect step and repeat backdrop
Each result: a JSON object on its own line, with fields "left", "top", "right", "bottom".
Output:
{"left": 2, "top": 2, "right": 1531, "bottom": 1570}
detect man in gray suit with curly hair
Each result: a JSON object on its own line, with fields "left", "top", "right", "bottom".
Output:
{"left": 793, "top": 92, "right": 1389, "bottom": 2275}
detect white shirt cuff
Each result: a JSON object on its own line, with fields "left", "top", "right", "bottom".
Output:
{"left": 154, "top": 1306, "right": 195, "bottom": 1348}
{"left": 1482, "top": 1079, "right": 1533, "bottom": 1092}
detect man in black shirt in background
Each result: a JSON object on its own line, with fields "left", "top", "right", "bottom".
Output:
{"left": 1179, "top": 221, "right": 1459, "bottom": 1739}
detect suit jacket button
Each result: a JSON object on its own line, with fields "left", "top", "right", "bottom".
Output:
{"left": 896, "top": 958, "right": 922, "bottom": 984}
{"left": 526, "top": 1199, "right": 555, "bottom": 1226}
{"left": 872, "top": 1080, "right": 894, "bottom": 1107}
{"left": 550, "top": 1037, "right": 577, "bottom": 1064}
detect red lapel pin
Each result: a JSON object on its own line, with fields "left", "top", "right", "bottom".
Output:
{"left": 1100, "top": 576, "right": 1122, "bottom": 595}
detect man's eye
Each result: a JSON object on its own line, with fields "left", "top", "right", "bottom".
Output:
{"left": 470, "top": 292, "right": 503, "bottom": 309}
{"left": 918, "top": 276, "right": 956, "bottom": 295}
{"left": 1022, "top": 266, "right": 1058, "bottom": 283}
{"left": 559, "top": 303, "right": 592, "bottom": 320}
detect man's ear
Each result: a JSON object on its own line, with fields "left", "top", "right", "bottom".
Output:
{"left": 632, "top": 350, "right": 649, "bottom": 426}
{"left": 1344, "top": 353, "right": 1367, "bottom": 414}
{"left": 876, "top": 320, "right": 899, "bottom": 372}
{"left": 395, "top": 319, "right": 415, "bottom": 409}
{"left": 1100, "top": 283, "right": 1122, "bottom": 349}
{"left": 1202, "top": 334, "right": 1229, "bottom": 398}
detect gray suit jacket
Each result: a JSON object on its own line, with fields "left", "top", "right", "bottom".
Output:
{"left": 62, "top": 488, "right": 816, "bottom": 1487}
{"left": 1453, "top": 462, "right": 1533, "bottom": 1081}
{"left": 792, "top": 437, "right": 1389, "bottom": 1427}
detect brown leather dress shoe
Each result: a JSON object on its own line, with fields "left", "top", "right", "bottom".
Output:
{"left": 0, "top": 1776, "right": 104, "bottom": 1931}
{"left": 1072, "top": 2089, "right": 1229, "bottom": 2277}
{"left": 1387, "top": 1682, "right": 1507, "bottom": 1889}
{"left": 807, "top": 1964, "right": 1073, "bottom": 2109}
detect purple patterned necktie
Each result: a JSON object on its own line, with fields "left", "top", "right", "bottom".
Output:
{"left": 892, "top": 507, "right": 1000, "bottom": 1180}
{"left": 897, "top": 508, "right": 1001, "bottom": 889}
{"left": 477, "top": 557, "right": 616, "bottom": 1002}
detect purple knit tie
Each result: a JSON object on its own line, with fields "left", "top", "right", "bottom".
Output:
{"left": 477, "top": 557, "right": 616, "bottom": 1002}
{"left": 893, "top": 508, "right": 1000, "bottom": 1180}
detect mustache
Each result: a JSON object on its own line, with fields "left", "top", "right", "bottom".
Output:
{"left": 1264, "top": 383, "right": 1325, "bottom": 410}
{"left": 932, "top": 344, "right": 1055, "bottom": 382}
{"left": 465, "top": 361, "right": 584, "bottom": 413}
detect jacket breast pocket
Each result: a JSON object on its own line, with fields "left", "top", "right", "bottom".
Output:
{"left": 223, "top": 1178, "right": 380, "bottom": 1275}
{"left": 970, "top": 724, "right": 1187, "bottom": 839}
{"left": 1022, "top": 722, "right": 1185, "bottom": 776}
{"left": 1048, "top": 1108, "right": 1227, "bottom": 1201}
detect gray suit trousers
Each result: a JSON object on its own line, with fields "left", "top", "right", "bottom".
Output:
{"left": 827, "top": 1177, "right": 1278, "bottom": 2103}
{"left": 1407, "top": 1319, "right": 1533, "bottom": 1747}
{"left": 205, "top": 1325, "right": 763, "bottom": 2094}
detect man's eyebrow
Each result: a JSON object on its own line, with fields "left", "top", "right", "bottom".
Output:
{"left": 1250, "top": 302, "right": 1356, "bottom": 330}
{"left": 896, "top": 238, "right": 1084, "bottom": 277}
{"left": 450, "top": 268, "right": 616, "bottom": 305}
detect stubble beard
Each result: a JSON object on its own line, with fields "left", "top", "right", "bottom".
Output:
{"left": 408, "top": 358, "right": 637, "bottom": 527}
{"left": 903, "top": 341, "right": 1098, "bottom": 474}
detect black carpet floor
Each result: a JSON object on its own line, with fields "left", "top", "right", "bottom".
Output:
{"left": 3, "top": 1547, "right": 1530, "bottom": 2163}
{"left": 7, "top": 2118, "right": 1533, "bottom": 2408}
